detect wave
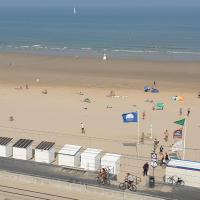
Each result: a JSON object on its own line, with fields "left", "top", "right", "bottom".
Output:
{"left": 112, "top": 49, "right": 159, "bottom": 53}
{"left": 80, "top": 48, "right": 91, "bottom": 51}
{"left": 167, "top": 51, "right": 200, "bottom": 55}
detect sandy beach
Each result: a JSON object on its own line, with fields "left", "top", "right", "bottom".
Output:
{"left": 0, "top": 52, "right": 200, "bottom": 167}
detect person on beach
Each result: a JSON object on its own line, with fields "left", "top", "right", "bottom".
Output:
{"left": 81, "top": 122, "right": 85, "bottom": 134}
{"left": 153, "top": 81, "right": 156, "bottom": 87}
{"left": 165, "top": 153, "right": 169, "bottom": 162}
{"left": 179, "top": 107, "right": 182, "bottom": 116}
{"left": 25, "top": 84, "right": 29, "bottom": 89}
{"left": 142, "top": 111, "right": 146, "bottom": 120}
{"left": 163, "top": 130, "right": 169, "bottom": 142}
{"left": 159, "top": 145, "right": 164, "bottom": 154}
{"left": 187, "top": 108, "right": 191, "bottom": 116}
{"left": 143, "top": 162, "right": 149, "bottom": 176}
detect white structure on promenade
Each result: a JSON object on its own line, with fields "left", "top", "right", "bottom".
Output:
{"left": 166, "top": 159, "right": 200, "bottom": 188}
{"left": 101, "top": 153, "right": 121, "bottom": 175}
{"left": 58, "top": 144, "right": 82, "bottom": 167}
{"left": 35, "top": 141, "right": 55, "bottom": 164}
{"left": 13, "top": 139, "right": 33, "bottom": 160}
{"left": 81, "top": 148, "right": 102, "bottom": 171}
{"left": 0, "top": 137, "right": 13, "bottom": 157}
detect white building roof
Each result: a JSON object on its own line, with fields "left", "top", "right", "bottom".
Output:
{"left": 81, "top": 148, "right": 102, "bottom": 158}
{"left": 168, "top": 159, "right": 200, "bottom": 171}
{"left": 101, "top": 153, "right": 121, "bottom": 162}
{"left": 59, "top": 144, "right": 82, "bottom": 156}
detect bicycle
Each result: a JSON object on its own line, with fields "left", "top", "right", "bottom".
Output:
{"left": 166, "top": 176, "right": 185, "bottom": 185}
{"left": 119, "top": 180, "right": 137, "bottom": 192}
{"left": 96, "top": 168, "right": 111, "bottom": 185}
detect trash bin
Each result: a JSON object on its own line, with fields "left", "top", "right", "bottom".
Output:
{"left": 149, "top": 176, "right": 155, "bottom": 188}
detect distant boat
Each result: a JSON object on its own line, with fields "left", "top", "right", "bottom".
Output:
{"left": 73, "top": 7, "right": 76, "bottom": 15}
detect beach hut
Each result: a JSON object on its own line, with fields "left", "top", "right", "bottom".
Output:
{"left": 81, "top": 148, "right": 102, "bottom": 171}
{"left": 13, "top": 139, "right": 33, "bottom": 160}
{"left": 0, "top": 137, "right": 13, "bottom": 157}
{"left": 35, "top": 141, "right": 55, "bottom": 164}
{"left": 101, "top": 153, "right": 121, "bottom": 175}
{"left": 58, "top": 144, "right": 82, "bottom": 167}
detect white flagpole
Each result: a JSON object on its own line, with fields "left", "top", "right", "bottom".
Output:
{"left": 137, "top": 110, "right": 140, "bottom": 144}
{"left": 183, "top": 118, "right": 187, "bottom": 160}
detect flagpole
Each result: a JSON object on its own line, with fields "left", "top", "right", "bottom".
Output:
{"left": 183, "top": 118, "right": 187, "bottom": 160}
{"left": 137, "top": 110, "right": 140, "bottom": 144}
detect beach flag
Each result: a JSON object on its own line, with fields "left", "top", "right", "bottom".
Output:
{"left": 122, "top": 112, "right": 138, "bottom": 123}
{"left": 173, "top": 129, "right": 183, "bottom": 139}
{"left": 172, "top": 140, "right": 183, "bottom": 152}
{"left": 174, "top": 118, "right": 185, "bottom": 126}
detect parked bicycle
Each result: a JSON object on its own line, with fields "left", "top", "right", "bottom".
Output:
{"left": 119, "top": 180, "right": 137, "bottom": 192}
{"left": 166, "top": 175, "right": 185, "bottom": 185}
{"left": 96, "top": 168, "right": 110, "bottom": 185}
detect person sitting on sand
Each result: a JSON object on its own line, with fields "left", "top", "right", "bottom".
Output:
{"left": 42, "top": 89, "right": 48, "bottom": 94}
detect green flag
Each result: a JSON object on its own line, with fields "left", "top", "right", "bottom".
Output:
{"left": 174, "top": 118, "right": 185, "bottom": 126}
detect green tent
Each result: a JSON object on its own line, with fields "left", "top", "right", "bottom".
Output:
{"left": 156, "top": 102, "right": 164, "bottom": 110}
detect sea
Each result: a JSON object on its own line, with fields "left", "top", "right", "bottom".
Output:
{"left": 0, "top": 6, "right": 200, "bottom": 61}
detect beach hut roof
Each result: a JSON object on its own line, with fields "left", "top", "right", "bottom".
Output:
{"left": 35, "top": 141, "right": 55, "bottom": 150}
{"left": 0, "top": 137, "right": 13, "bottom": 146}
{"left": 13, "top": 139, "right": 33, "bottom": 148}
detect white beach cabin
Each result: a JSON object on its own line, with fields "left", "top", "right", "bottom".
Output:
{"left": 101, "top": 153, "right": 121, "bottom": 175}
{"left": 35, "top": 141, "right": 55, "bottom": 164}
{"left": 58, "top": 144, "right": 82, "bottom": 167}
{"left": 0, "top": 137, "right": 13, "bottom": 157}
{"left": 13, "top": 139, "right": 33, "bottom": 160}
{"left": 81, "top": 148, "right": 102, "bottom": 171}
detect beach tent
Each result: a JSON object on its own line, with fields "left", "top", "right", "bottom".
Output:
{"left": 151, "top": 88, "right": 159, "bottom": 93}
{"left": 171, "top": 96, "right": 184, "bottom": 102}
{"left": 83, "top": 98, "right": 91, "bottom": 103}
{"left": 155, "top": 102, "right": 164, "bottom": 110}
{"left": 144, "top": 86, "right": 151, "bottom": 92}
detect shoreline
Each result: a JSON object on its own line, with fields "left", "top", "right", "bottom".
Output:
{"left": 0, "top": 52, "right": 200, "bottom": 91}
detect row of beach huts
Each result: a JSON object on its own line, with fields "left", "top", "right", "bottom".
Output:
{"left": 0, "top": 137, "right": 121, "bottom": 175}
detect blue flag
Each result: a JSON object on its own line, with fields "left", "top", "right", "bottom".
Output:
{"left": 122, "top": 112, "right": 138, "bottom": 123}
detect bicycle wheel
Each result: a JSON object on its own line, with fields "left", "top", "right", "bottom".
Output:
{"left": 167, "top": 177, "right": 173, "bottom": 184}
{"left": 129, "top": 184, "right": 137, "bottom": 192}
{"left": 119, "top": 183, "right": 126, "bottom": 190}
{"left": 96, "top": 177, "right": 101, "bottom": 184}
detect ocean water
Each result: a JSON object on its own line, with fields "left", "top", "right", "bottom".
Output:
{"left": 0, "top": 6, "right": 200, "bottom": 61}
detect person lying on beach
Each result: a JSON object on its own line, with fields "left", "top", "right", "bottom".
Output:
{"left": 15, "top": 85, "right": 23, "bottom": 90}
{"left": 42, "top": 89, "right": 48, "bottom": 94}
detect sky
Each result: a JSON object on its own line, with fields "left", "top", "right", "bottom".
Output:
{"left": 0, "top": 0, "right": 200, "bottom": 8}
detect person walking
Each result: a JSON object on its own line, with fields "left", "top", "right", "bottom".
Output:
{"left": 163, "top": 129, "right": 169, "bottom": 142}
{"left": 142, "top": 111, "right": 146, "bottom": 120}
{"left": 187, "top": 108, "right": 191, "bottom": 116}
{"left": 143, "top": 162, "right": 149, "bottom": 176}
{"left": 179, "top": 107, "right": 182, "bottom": 116}
{"left": 159, "top": 145, "right": 164, "bottom": 154}
{"left": 80, "top": 122, "right": 85, "bottom": 134}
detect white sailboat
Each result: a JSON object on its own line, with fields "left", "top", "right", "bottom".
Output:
{"left": 73, "top": 7, "right": 76, "bottom": 15}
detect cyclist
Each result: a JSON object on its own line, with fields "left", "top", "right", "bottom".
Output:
{"left": 125, "top": 173, "right": 134, "bottom": 188}
{"left": 99, "top": 168, "right": 108, "bottom": 184}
